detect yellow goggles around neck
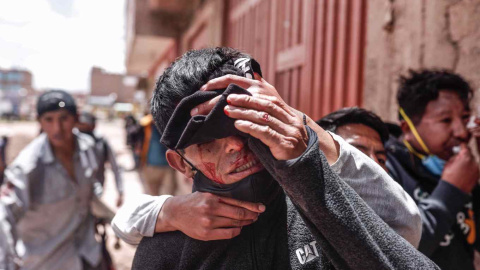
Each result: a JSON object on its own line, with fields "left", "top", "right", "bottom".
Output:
{"left": 399, "top": 107, "right": 431, "bottom": 157}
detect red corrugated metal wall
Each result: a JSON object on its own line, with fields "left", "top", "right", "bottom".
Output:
{"left": 226, "top": 0, "right": 367, "bottom": 120}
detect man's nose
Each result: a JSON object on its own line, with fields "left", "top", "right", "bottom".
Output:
{"left": 367, "top": 151, "right": 381, "bottom": 166}
{"left": 53, "top": 118, "right": 62, "bottom": 133}
{"left": 453, "top": 119, "right": 469, "bottom": 141}
{"left": 225, "top": 136, "right": 245, "bottom": 153}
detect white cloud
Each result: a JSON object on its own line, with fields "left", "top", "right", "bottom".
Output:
{"left": 0, "top": 0, "right": 126, "bottom": 91}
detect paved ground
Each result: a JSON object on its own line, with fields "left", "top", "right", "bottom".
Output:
{"left": 0, "top": 120, "right": 140, "bottom": 269}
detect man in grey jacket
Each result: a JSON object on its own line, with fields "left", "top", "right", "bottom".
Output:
{"left": 125, "top": 47, "right": 437, "bottom": 269}
{"left": 0, "top": 90, "right": 104, "bottom": 270}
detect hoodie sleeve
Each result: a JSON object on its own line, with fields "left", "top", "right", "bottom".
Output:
{"left": 386, "top": 154, "right": 471, "bottom": 256}
{"left": 111, "top": 194, "right": 172, "bottom": 245}
{"left": 329, "top": 132, "right": 421, "bottom": 247}
{"left": 248, "top": 126, "right": 439, "bottom": 270}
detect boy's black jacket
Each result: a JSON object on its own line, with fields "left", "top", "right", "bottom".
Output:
{"left": 386, "top": 137, "right": 480, "bottom": 270}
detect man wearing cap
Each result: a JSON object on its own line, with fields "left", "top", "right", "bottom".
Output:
{"left": 0, "top": 90, "right": 105, "bottom": 270}
{"left": 77, "top": 111, "right": 124, "bottom": 206}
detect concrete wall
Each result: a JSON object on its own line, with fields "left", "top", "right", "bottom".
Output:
{"left": 363, "top": 0, "right": 480, "bottom": 122}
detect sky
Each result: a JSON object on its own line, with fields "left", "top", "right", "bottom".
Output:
{"left": 0, "top": 0, "right": 126, "bottom": 92}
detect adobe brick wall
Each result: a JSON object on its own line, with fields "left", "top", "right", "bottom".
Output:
{"left": 364, "top": 0, "right": 480, "bottom": 122}
{"left": 90, "top": 67, "right": 136, "bottom": 103}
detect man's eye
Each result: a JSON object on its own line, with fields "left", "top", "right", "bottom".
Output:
{"left": 377, "top": 157, "right": 386, "bottom": 165}
{"left": 441, "top": 118, "right": 452, "bottom": 124}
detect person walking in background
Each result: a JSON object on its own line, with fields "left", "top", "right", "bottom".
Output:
{"left": 77, "top": 111, "right": 124, "bottom": 207}
{"left": 139, "top": 114, "right": 177, "bottom": 196}
{"left": 0, "top": 90, "right": 105, "bottom": 270}
{"left": 0, "top": 133, "right": 17, "bottom": 270}
{"left": 0, "top": 206, "right": 17, "bottom": 270}
{"left": 124, "top": 114, "right": 142, "bottom": 170}
{"left": 0, "top": 135, "right": 7, "bottom": 185}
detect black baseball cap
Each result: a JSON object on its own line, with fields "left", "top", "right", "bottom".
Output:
{"left": 37, "top": 90, "right": 77, "bottom": 117}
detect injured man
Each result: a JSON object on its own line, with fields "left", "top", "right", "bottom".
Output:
{"left": 113, "top": 47, "right": 438, "bottom": 269}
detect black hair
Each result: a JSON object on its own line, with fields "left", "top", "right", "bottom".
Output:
{"left": 397, "top": 69, "right": 473, "bottom": 124}
{"left": 316, "top": 107, "right": 389, "bottom": 143}
{"left": 385, "top": 122, "right": 403, "bottom": 138}
{"left": 79, "top": 111, "right": 96, "bottom": 125}
{"left": 151, "top": 47, "right": 250, "bottom": 133}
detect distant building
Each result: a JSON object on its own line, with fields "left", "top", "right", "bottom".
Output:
{"left": 89, "top": 67, "right": 146, "bottom": 117}
{"left": 90, "top": 67, "right": 137, "bottom": 103}
{"left": 0, "top": 68, "right": 35, "bottom": 118}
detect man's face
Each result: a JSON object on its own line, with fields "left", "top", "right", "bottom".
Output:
{"left": 336, "top": 123, "right": 387, "bottom": 171}
{"left": 183, "top": 136, "right": 264, "bottom": 184}
{"left": 408, "top": 91, "right": 470, "bottom": 160}
{"left": 38, "top": 109, "right": 76, "bottom": 148}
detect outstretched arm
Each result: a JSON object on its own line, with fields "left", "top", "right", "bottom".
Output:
{"left": 104, "top": 140, "right": 124, "bottom": 207}
{"left": 112, "top": 192, "right": 265, "bottom": 244}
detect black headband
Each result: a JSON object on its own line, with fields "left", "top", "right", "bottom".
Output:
{"left": 161, "top": 84, "right": 250, "bottom": 150}
{"left": 160, "top": 58, "right": 263, "bottom": 150}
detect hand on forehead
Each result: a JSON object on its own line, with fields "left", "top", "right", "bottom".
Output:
{"left": 190, "top": 73, "right": 283, "bottom": 117}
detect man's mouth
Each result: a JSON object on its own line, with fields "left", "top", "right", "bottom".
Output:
{"left": 53, "top": 135, "right": 64, "bottom": 140}
{"left": 233, "top": 160, "right": 259, "bottom": 173}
